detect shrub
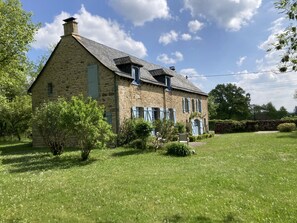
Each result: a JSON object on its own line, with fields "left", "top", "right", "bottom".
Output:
{"left": 127, "top": 139, "right": 143, "bottom": 149}
{"left": 189, "top": 135, "right": 196, "bottom": 142}
{"left": 166, "top": 142, "right": 192, "bottom": 157}
{"left": 33, "top": 98, "right": 70, "bottom": 155}
{"left": 277, "top": 123, "right": 296, "bottom": 132}
{"left": 117, "top": 119, "right": 137, "bottom": 146}
{"left": 66, "top": 96, "right": 115, "bottom": 160}
{"left": 175, "top": 122, "right": 186, "bottom": 133}
{"left": 135, "top": 119, "right": 153, "bottom": 150}
{"left": 154, "top": 119, "right": 177, "bottom": 142}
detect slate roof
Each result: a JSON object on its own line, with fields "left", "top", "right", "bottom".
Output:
{"left": 74, "top": 36, "right": 207, "bottom": 96}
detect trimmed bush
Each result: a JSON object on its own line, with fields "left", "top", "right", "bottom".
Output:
{"left": 166, "top": 142, "right": 191, "bottom": 157}
{"left": 209, "top": 119, "right": 297, "bottom": 134}
{"left": 277, "top": 123, "right": 296, "bottom": 132}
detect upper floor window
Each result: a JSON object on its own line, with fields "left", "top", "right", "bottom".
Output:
{"left": 165, "top": 76, "right": 171, "bottom": 90}
{"left": 132, "top": 66, "right": 140, "bottom": 85}
{"left": 48, "top": 83, "right": 53, "bottom": 96}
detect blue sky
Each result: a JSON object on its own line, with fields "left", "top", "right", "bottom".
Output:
{"left": 21, "top": 0, "right": 297, "bottom": 112}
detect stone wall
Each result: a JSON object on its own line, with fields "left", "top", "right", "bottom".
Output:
{"left": 31, "top": 35, "right": 117, "bottom": 147}
{"left": 118, "top": 78, "right": 208, "bottom": 130}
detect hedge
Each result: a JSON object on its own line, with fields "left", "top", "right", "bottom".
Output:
{"left": 209, "top": 119, "right": 297, "bottom": 134}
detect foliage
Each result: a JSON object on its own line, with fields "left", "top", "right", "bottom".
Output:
{"left": 134, "top": 119, "right": 153, "bottom": 150}
{"left": 0, "top": 0, "right": 38, "bottom": 68}
{"left": 210, "top": 119, "right": 297, "bottom": 133}
{"left": 66, "top": 96, "right": 115, "bottom": 160}
{"left": 154, "top": 119, "right": 177, "bottom": 142}
{"left": 175, "top": 122, "right": 186, "bottom": 133}
{"left": 270, "top": 0, "right": 297, "bottom": 72}
{"left": 189, "top": 133, "right": 215, "bottom": 142}
{"left": 166, "top": 142, "right": 192, "bottom": 157}
{"left": 277, "top": 122, "right": 296, "bottom": 132}
{"left": 207, "top": 95, "right": 218, "bottom": 119}
{"left": 209, "top": 83, "right": 251, "bottom": 120}
{"left": 117, "top": 118, "right": 137, "bottom": 146}
{"left": 250, "top": 102, "right": 289, "bottom": 120}
{"left": 33, "top": 98, "right": 70, "bottom": 155}
{"left": 0, "top": 95, "right": 32, "bottom": 140}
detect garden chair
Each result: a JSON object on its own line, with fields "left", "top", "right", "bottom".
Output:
{"left": 178, "top": 133, "right": 189, "bottom": 145}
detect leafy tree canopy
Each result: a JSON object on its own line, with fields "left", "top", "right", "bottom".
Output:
{"left": 209, "top": 83, "right": 251, "bottom": 120}
{"left": 271, "top": 0, "right": 297, "bottom": 72}
{"left": 0, "top": 0, "right": 38, "bottom": 69}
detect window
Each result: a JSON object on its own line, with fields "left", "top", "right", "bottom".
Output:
{"left": 184, "top": 98, "right": 190, "bottom": 113}
{"left": 192, "top": 99, "right": 195, "bottom": 112}
{"left": 182, "top": 98, "right": 185, "bottom": 113}
{"left": 152, "top": 108, "right": 160, "bottom": 121}
{"left": 131, "top": 107, "right": 144, "bottom": 118}
{"left": 47, "top": 83, "right": 53, "bottom": 96}
{"left": 198, "top": 99, "right": 202, "bottom": 113}
{"left": 165, "top": 76, "right": 171, "bottom": 90}
{"left": 132, "top": 66, "right": 140, "bottom": 84}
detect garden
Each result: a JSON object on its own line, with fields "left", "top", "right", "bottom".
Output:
{"left": 1, "top": 131, "right": 297, "bottom": 222}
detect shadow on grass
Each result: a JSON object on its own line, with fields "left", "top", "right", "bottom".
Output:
{"left": 111, "top": 149, "right": 144, "bottom": 157}
{"left": 276, "top": 131, "right": 297, "bottom": 139}
{"left": 163, "top": 213, "right": 241, "bottom": 223}
{"left": 1, "top": 142, "right": 97, "bottom": 173}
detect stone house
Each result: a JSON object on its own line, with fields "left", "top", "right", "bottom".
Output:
{"left": 28, "top": 17, "right": 208, "bottom": 147}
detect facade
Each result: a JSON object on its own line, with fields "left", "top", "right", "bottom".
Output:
{"left": 29, "top": 17, "right": 208, "bottom": 147}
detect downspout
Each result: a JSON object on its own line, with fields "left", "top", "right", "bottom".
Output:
{"left": 114, "top": 74, "right": 120, "bottom": 135}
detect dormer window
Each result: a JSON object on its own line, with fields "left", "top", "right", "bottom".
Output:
{"left": 165, "top": 76, "right": 171, "bottom": 90}
{"left": 132, "top": 65, "right": 140, "bottom": 85}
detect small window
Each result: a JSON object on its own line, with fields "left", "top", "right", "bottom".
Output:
{"left": 132, "top": 66, "right": 140, "bottom": 85}
{"left": 165, "top": 76, "right": 171, "bottom": 90}
{"left": 184, "top": 98, "right": 190, "bottom": 113}
{"left": 198, "top": 99, "right": 202, "bottom": 113}
{"left": 48, "top": 83, "right": 53, "bottom": 96}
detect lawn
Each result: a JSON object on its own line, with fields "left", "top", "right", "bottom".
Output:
{"left": 0, "top": 132, "right": 297, "bottom": 222}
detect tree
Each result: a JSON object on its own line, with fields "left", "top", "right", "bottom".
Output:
{"left": 67, "top": 96, "right": 115, "bottom": 160}
{"left": 0, "top": 0, "right": 38, "bottom": 69}
{"left": 271, "top": 0, "right": 297, "bottom": 72}
{"left": 0, "top": 95, "right": 32, "bottom": 140}
{"left": 207, "top": 95, "right": 218, "bottom": 119}
{"left": 209, "top": 84, "right": 251, "bottom": 120}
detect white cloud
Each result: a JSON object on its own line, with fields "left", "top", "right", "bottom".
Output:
{"left": 234, "top": 18, "right": 297, "bottom": 112}
{"left": 157, "top": 51, "right": 184, "bottom": 64}
{"left": 181, "top": 33, "right": 192, "bottom": 41}
{"left": 31, "top": 5, "right": 147, "bottom": 58}
{"left": 236, "top": 56, "right": 247, "bottom": 66}
{"left": 108, "top": 0, "right": 170, "bottom": 26}
{"left": 183, "top": 0, "right": 262, "bottom": 31}
{"left": 180, "top": 68, "right": 207, "bottom": 80}
{"left": 159, "top": 31, "right": 199, "bottom": 45}
{"left": 159, "top": 30, "right": 178, "bottom": 45}
{"left": 188, "top": 20, "right": 204, "bottom": 33}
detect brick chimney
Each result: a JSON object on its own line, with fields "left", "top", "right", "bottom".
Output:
{"left": 63, "top": 17, "right": 78, "bottom": 36}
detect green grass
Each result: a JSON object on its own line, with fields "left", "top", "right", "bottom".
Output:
{"left": 1, "top": 132, "right": 297, "bottom": 222}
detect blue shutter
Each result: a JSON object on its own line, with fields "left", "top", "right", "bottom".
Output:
{"left": 147, "top": 107, "right": 153, "bottom": 123}
{"left": 191, "top": 120, "right": 196, "bottom": 136}
{"left": 165, "top": 109, "right": 169, "bottom": 120}
{"left": 160, "top": 108, "right": 164, "bottom": 120}
{"left": 200, "top": 119, "right": 203, "bottom": 135}
{"left": 144, "top": 107, "right": 148, "bottom": 121}
{"left": 87, "top": 64, "right": 99, "bottom": 99}
{"left": 131, "top": 107, "right": 137, "bottom": 118}
{"left": 173, "top": 109, "right": 176, "bottom": 124}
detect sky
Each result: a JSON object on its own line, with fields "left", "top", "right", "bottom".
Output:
{"left": 20, "top": 0, "right": 297, "bottom": 112}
